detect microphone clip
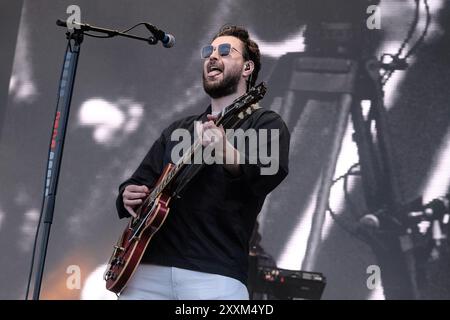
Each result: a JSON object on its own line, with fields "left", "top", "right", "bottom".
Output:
{"left": 147, "top": 36, "right": 158, "bottom": 45}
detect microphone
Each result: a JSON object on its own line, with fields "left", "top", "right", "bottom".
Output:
{"left": 359, "top": 214, "right": 380, "bottom": 228}
{"left": 144, "top": 23, "right": 175, "bottom": 48}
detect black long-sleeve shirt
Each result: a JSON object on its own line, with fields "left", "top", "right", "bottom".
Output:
{"left": 116, "top": 105, "right": 290, "bottom": 284}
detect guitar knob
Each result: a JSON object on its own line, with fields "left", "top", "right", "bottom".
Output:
{"left": 104, "top": 271, "right": 116, "bottom": 281}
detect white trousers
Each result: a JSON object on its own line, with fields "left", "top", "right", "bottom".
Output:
{"left": 118, "top": 264, "right": 249, "bottom": 300}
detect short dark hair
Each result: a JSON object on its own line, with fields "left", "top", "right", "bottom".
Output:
{"left": 213, "top": 25, "right": 261, "bottom": 88}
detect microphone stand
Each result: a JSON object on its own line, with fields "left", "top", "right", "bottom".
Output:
{"left": 30, "top": 19, "right": 159, "bottom": 300}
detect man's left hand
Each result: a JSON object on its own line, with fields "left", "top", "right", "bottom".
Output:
{"left": 195, "top": 114, "right": 241, "bottom": 176}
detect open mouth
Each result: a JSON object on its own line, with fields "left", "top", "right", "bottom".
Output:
{"left": 207, "top": 64, "right": 223, "bottom": 78}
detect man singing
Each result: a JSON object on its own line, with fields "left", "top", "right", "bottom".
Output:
{"left": 116, "top": 25, "right": 290, "bottom": 299}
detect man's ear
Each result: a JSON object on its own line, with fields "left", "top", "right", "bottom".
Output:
{"left": 243, "top": 60, "right": 255, "bottom": 76}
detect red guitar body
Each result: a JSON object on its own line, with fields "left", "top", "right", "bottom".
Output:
{"left": 104, "top": 163, "right": 173, "bottom": 294}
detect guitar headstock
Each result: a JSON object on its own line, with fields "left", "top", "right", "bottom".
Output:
{"left": 236, "top": 103, "right": 262, "bottom": 120}
{"left": 219, "top": 82, "right": 267, "bottom": 120}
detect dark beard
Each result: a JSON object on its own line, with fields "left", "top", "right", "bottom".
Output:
{"left": 203, "top": 70, "right": 240, "bottom": 99}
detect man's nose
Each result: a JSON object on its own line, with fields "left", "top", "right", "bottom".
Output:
{"left": 207, "top": 55, "right": 219, "bottom": 67}
{"left": 209, "top": 47, "right": 221, "bottom": 60}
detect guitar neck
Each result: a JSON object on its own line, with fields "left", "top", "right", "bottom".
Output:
{"left": 149, "top": 137, "right": 202, "bottom": 201}
{"left": 143, "top": 82, "right": 267, "bottom": 205}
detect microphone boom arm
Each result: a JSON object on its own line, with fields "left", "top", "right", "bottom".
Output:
{"left": 56, "top": 19, "right": 158, "bottom": 45}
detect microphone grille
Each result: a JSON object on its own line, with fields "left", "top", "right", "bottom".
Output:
{"left": 163, "top": 34, "right": 175, "bottom": 48}
{"left": 359, "top": 214, "right": 380, "bottom": 228}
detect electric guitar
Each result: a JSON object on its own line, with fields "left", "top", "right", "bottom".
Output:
{"left": 104, "top": 82, "right": 267, "bottom": 294}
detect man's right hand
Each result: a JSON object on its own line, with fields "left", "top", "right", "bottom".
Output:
{"left": 123, "top": 185, "right": 150, "bottom": 218}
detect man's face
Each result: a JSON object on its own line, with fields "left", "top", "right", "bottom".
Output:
{"left": 203, "top": 36, "right": 246, "bottom": 99}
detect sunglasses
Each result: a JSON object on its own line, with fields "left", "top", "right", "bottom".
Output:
{"left": 201, "top": 43, "right": 243, "bottom": 59}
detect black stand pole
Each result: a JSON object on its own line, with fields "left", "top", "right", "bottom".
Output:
{"left": 32, "top": 29, "right": 83, "bottom": 300}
